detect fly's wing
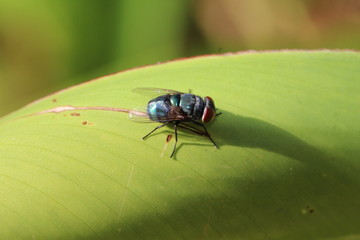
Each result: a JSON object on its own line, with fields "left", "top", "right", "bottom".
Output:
{"left": 128, "top": 107, "right": 153, "bottom": 123}
{"left": 129, "top": 106, "right": 188, "bottom": 123}
{"left": 132, "top": 88, "right": 184, "bottom": 96}
{"left": 154, "top": 105, "right": 188, "bottom": 122}
{"left": 131, "top": 88, "right": 188, "bottom": 123}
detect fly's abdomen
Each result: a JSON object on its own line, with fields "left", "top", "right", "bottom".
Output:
{"left": 147, "top": 95, "right": 172, "bottom": 121}
{"left": 169, "top": 94, "right": 180, "bottom": 107}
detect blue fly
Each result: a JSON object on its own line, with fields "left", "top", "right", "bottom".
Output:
{"left": 131, "top": 88, "right": 220, "bottom": 158}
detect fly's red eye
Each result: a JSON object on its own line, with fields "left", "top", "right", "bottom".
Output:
{"left": 202, "top": 107, "right": 215, "bottom": 122}
{"left": 202, "top": 96, "right": 216, "bottom": 122}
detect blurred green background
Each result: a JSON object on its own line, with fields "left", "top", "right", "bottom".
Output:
{"left": 0, "top": 0, "right": 359, "bottom": 116}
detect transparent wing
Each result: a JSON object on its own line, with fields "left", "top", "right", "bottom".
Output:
{"left": 128, "top": 107, "right": 153, "bottom": 123}
{"left": 129, "top": 106, "right": 188, "bottom": 123}
{"left": 132, "top": 88, "right": 184, "bottom": 96}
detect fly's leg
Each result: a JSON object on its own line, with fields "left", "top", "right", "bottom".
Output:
{"left": 178, "top": 123, "right": 207, "bottom": 136}
{"left": 143, "top": 122, "right": 169, "bottom": 139}
{"left": 170, "top": 121, "right": 179, "bottom": 158}
{"left": 191, "top": 121, "right": 219, "bottom": 148}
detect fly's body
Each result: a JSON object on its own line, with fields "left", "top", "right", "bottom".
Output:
{"left": 132, "top": 88, "right": 220, "bottom": 158}
{"left": 147, "top": 93, "right": 215, "bottom": 123}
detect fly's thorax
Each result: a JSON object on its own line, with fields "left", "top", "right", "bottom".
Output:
{"left": 179, "top": 94, "right": 195, "bottom": 116}
{"left": 192, "top": 95, "right": 205, "bottom": 120}
{"left": 178, "top": 94, "right": 204, "bottom": 121}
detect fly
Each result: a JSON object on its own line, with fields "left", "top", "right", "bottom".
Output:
{"left": 131, "top": 88, "right": 221, "bottom": 158}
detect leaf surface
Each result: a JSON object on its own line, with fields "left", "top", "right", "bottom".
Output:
{"left": 0, "top": 50, "right": 359, "bottom": 239}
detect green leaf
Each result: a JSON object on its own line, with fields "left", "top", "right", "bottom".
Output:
{"left": 0, "top": 50, "right": 359, "bottom": 239}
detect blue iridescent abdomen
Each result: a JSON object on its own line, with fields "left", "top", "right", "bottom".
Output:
{"left": 147, "top": 95, "right": 171, "bottom": 121}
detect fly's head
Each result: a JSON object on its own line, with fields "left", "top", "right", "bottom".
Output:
{"left": 201, "top": 96, "right": 216, "bottom": 123}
